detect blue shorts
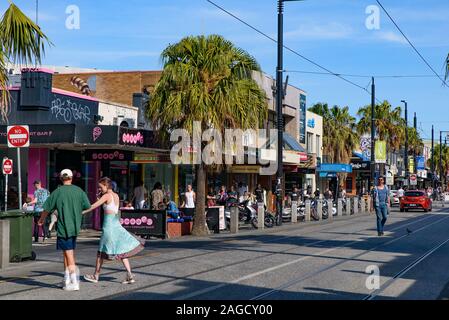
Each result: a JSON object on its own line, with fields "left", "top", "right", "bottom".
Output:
{"left": 56, "top": 237, "right": 77, "bottom": 251}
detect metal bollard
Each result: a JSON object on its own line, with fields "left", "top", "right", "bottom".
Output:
{"left": 230, "top": 206, "right": 239, "bottom": 234}
{"left": 0, "top": 220, "right": 10, "bottom": 270}
{"left": 257, "top": 203, "right": 265, "bottom": 230}
{"left": 345, "top": 198, "right": 351, "bottom": 216}
{"left": 317, "top": 200, "right": 323, "bottom": 220}
{"left": 361, "top": 198, "right": 367, "bottom": 213}
{"left": 291, "top": 201, "right": 298, "bottom": 223}
{"left": 368, "top": 197, "right": 374, "bottom": 214}
{"left": 353, "top": 197, "right": 359, "bottom": 215}
{"left": 337, "top": 198, "right": 343, "bottom": 216}
{"left": 327, "top": 200, "right": 333, "bottom": 220}
{"left": 305, "top": 200, "right": 311, "bottom": 222}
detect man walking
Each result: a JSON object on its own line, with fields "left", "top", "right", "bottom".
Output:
{"left": 24, "top": 180, "right": 50, "bottom": 242}
{"left": 38, "top": 169, "right": 91, "bottom": 291}
{"left": 372, "top": 177, "right": 390, "bottom": 236}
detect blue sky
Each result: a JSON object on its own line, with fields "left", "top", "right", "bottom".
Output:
{"left": 1, "top": 0, "right": 448, "bottom": 140}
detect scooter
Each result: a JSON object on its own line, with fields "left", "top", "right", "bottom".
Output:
{"left": 282, "top": 201, "right": 306, "bottom": 222}
{"left": 224, "top": 200, "right": 258, "bottom": 229}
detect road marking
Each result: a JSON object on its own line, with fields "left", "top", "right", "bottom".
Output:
{"left": 173, "top": 213, "right": 440, "bottom": 300}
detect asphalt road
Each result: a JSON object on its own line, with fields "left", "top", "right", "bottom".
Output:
{"left": 2, "top": 205, "right": 449, "bottom": 300}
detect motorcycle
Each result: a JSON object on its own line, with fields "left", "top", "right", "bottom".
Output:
{"left": 282, "top": 201, "right": 306, "bottom": 222}
{"left": 224, "top": 200, "right": 259, "bottom": 229}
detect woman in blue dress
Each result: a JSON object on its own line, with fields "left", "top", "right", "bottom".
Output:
{"left": 82, "top": 177, "right": 144, "bottom": 284}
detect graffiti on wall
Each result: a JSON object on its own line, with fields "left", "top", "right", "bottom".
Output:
{"left": 49, "top": 94, "right": 97, "bottom": 124}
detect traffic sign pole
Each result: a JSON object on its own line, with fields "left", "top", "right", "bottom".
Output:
{"left": 4, "top": 174, "right": 8, "bottom": 212}
{"left": 17, "top": 148, "right": 22, "bottom": 209}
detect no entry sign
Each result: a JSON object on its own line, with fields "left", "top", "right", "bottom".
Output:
{"left": 7, "top": 125, "right": 30, "bottom": 148}
{"left": 2, "top": 158, "right": 13, "bottom": 175}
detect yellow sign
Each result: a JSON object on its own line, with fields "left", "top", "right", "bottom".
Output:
{"left": 409, "top": 158, "right": 414, "bottom": 173}
{"left": 133, "top": 153, "right": 171, "bottom": 163}
{"left": 228, "top": 165, "right": 261, "bottom": 174}
{"left": 375, "top": 141, "right": 387, "bottom": 164}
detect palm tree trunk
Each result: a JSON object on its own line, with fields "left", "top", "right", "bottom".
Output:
{"left": 191, "top": 163, "right": 209, "bottom": 236}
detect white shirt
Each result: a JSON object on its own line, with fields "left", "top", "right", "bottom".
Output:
{"left": 134, "top": 186, "right": 147, "bottom": 203}
{"left": 397, "top": 188, "right": 404, "bottom": 197}
{"left": 185, "top": 191, "right": 195, "bottom": 208}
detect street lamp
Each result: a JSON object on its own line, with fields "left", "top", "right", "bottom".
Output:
{"left": 439, "top": 131, "right": 449, "bottom": 188}
{"left": 275, "top": 0, "right": 303, "bottom": 225}
{"left": 401, "top": 100, "right": 408, "bottom": 187}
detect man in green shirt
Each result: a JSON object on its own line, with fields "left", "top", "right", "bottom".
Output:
{"left": 38, "top": 169, "right": 91, "bottom": 291}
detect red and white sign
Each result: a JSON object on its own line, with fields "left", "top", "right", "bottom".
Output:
{"left": 7, "top": 125, "right": 30, "bottom": 148}
{"left": 2, "top": 158, "right": 13, "bottom": 175}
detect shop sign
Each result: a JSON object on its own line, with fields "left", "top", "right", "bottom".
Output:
{"left": 375, "top": 141, "right": 386, "bottom": 164}
{"left": 350, "top": 161, "right": 370, "bottom": 171}
{"left": 416, "top": 156, "right": 425, "bottom": 170}
{"left": 119, "top": 127, "right": 158, "bottom": 148}
{"left": 229, "top": 165, "right": 261, "bottom": 174}
{"left": 75, "top": 125, "right": 117, "bottom": 144}
{"left": 85, "top": 150, "right": 133, "bottom": 161}
{"left": 133, "top": 153, "right": 171, "bottom": 163}
{"left": 307, "top": 118, "right": 315, "bottom": 128}
{"left": 1, "top": 124, "right": 75, "bottom": 144}
{"left": 120, "top": 210, "right": 166, "bottom": 238}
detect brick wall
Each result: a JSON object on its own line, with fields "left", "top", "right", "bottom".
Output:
{"left": 52, "top": 71, "right": 162, "bottom": 106}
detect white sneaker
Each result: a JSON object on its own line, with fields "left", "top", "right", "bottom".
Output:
{"left": 63, "top": 282, "right": 80, "bottom": 291}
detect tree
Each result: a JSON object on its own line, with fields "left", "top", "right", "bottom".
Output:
{"left": 428, "top": 144, "right": 449, "bottom": 184}
{"left": 309, "top": 103, "right": 359, "bottom": 165}
{"left": 0, "top": 1, "right": 50, "bottom": 121}
{"left": 146, "top": 35, "right": 268, "bottom": 236}
{"left": 357, "top": 100, "right": 404, "bottom": 153}
{"left": 406, "top": 127, "right": 424, "bottom": 156}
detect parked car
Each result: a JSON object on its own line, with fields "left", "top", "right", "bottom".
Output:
{"left": 400, "top": 190, "right": 432, "bottom": 212}
{"left": 389, "top": 190, "right": 400, "bottom": 206}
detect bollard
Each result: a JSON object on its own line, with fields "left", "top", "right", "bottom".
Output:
{"left": 361, "top": 198, "right": 367, "bottom": 214}
{"left": 353, "top": 197, "right": 359, "bottom": 215}
{"left": 317, "top": 200, "right": 323, "bottom": 220}
{"left": 345, "top": 198, "right": 351, "bottom": 216}
{"left": 0, "top": 220, "right": 10, "bottom": 270}
{"left": 257, "top": 203, "right": 265, "bottom": 230}
{"left": 291, "top": 201, "right": 298, "bottom": 223}
{"left": 327, "top": 200, "right": 333, "bottom": 221}
{"left": 230, "top": 206, "right": 239, "bottom": 234}
{"left": 337, "top": 198, "right": 343, "bottom": 216}
{"left": 305, "top": 200, "right": 311, "bottom": 222}
{"left": 368, "top": 197, "right": 374, "bottom": 214}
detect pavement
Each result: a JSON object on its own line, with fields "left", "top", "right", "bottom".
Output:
{"left": 2, "top": 204, "right": 449, "bottom": 300}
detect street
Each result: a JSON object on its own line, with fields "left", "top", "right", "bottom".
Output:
{"left": 2, "top": 206, "right": 449, "bottom": 300}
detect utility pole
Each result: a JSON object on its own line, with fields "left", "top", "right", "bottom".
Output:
{"left": 370, "top": 77, "right": 376, "bottom": 190}
{"left": 440, "top": 131, "right": 442, "bottom": 188}
{"left": 276, "top": 0, "right": 285, "bottom": 225}
{"left": 431, "top": 125, "right": 434, "bottom": 188}
{"left": 413, "top": 112, "right": 417, "bottom": 177}
{"left": 401, "top": 100, "right": 408, "bottom": 187}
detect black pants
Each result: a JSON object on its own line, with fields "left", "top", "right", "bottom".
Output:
{"left": 33, "top": 216, "right": 49, "bottom": 241}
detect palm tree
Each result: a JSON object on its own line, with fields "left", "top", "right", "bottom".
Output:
{"left": 428, "top": 144, "right": 449, "bottom": 185}
{"left": 309, "top": 103, "right": 359, "bottom": 164}
{"left": 406, "top": 127, "right": 424, "bottom": 156}
{"left": 0, "top": 1, "right": 50, "bottom": 121}
{"left": 357, "top": 101, "right": 404, "bottom": 153}
{"left": 146, "top": 35, "right": 268, "bottom": 236}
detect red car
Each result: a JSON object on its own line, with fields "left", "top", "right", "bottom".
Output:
{"left": 400, "top": 190, "right": 432, "bottom": 212}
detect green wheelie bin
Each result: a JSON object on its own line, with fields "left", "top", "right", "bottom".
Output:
{"left": 0, "top": 210, "right": 36, "bottom": 262}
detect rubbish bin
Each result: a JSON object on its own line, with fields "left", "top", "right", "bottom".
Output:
{"left": 0, "top": 210, "right": 36, "bottom": 262}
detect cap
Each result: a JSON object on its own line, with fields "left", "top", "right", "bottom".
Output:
{"left": 60, "top": 169, "right": 73, "bottom": 178}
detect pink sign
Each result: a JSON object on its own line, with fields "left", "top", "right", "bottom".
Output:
{"left": 122, "top": 132, "right": 144, "bottom": 145}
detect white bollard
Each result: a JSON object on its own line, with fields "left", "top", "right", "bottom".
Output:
{"left": 361, "top": 198, "right": 367, "bottom": 213}
{"left": 0, "top": 220, "right": 10, "bottom": 270}
{"left": 257, "top": 203, "right": 265, "bottom": 230}
{"left": 337, "top": 199, "right": 343, "bottom": 216}
{"left": 327, "top": 200, "right": 333, "bottom": 220}
{"left": 353, "top": 197, "right": 359, "bottom": 215}
{"left": 305, "top": 200, "right": 311, "bottom": 222}
{"left": 345, "top": 198, "right": 351, "bottom": 216}
{"left": 291, "top": 201, "right": 298, "bottom": 223}
{"left": 317, "top": 200, "right": 323, "bottom": 220}
{"left": 230, "top": 206, "right": 239, "bottom": 234}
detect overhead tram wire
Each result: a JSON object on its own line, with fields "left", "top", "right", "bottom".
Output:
{"left": 283, "top": 70, "right": 447, "bottom": 79}
{"left": 205, "top": 0, "right": 377, "bottom": 100}
{"left": 376, "top": 0, "right": 449, "bottom": 88}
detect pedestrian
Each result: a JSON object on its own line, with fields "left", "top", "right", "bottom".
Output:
{"left": 227, "top": 185, "right": 238, "bottom": 205}
{"left": 372, "top": 176, "right": 390, "bottom": 236}
{"left": 254, "top": 184, "right": 264, "bottom": 204}
{"left": 289, "top": 186, "right": 300, "bottom": 205}
{"left": 131, "top": 181, "right": 147, "bottom": 209}
{"left": 181, "top": 184, "right": 196, "bottom": 216}
{"left": 24, "top": 180, "right": 50, "bottom": 242}
{"left": 82, "top": 177, "right": 145, "bottom": 285}
{"left": 38, "top": 169, "right": 91, "bottom": 291}
{"left": 324, "top": 188, "right": 332, "bottom": 200}
{"left": 397, "top": 185, "right": 405, "bottom": 200}
{"left": 314, "top": 188, "right": 320, "bottom": 199}
{"left": 150, "top": 182, "right": 164, "bottom": 210}
{"left": 217, "top": 185, "right": 228, "bottom": 206}
{"left": 207, "top": 186, "right": 216, "bottom": 207}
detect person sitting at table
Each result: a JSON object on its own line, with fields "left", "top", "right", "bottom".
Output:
{"left": 163, "top": 198, "right": 180, "bottom": 219}
{"left": 120, "top": 201, "right": 134, "bottom": 210}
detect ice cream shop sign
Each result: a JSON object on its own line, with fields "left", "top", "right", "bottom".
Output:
{"left": 85, "top": 150, "right": 133, "bottom": 161}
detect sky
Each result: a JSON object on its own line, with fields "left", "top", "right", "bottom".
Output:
{"left": 1, "top": 0, "right": 448, "bottom": 141}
